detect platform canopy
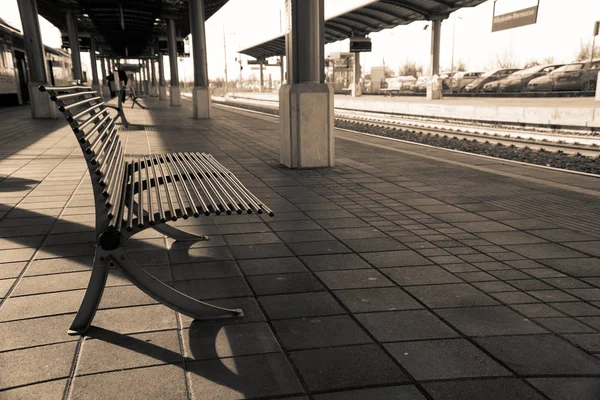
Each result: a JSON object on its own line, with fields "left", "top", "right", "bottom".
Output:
{"left": 35, "top": 0, "right": 228, "bottom": 58}
{"left": 240, "top": 0, "right": 486, "bottom": 60}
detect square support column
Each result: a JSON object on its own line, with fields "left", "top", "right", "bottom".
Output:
{"left": 17, "top": 0, "right": 57, "bottom": 118}
{"left": 167, "top": 19, "right": 180, "bottom": 106}
{"left": 351, "top": 52, "right": 362, "bottom": 97}
{"left": 189, "top": 0, "right": 211, "bottom": 118}
{"left": 280, "top": 0, "right": 333, "bottom": 168}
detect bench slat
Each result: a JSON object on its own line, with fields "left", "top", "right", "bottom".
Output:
{"left": 149, "top": 156, "right": 166, "bottom": 223}
{"left": 144, "top": 159, "right": 155, "bottom": 225}
{"left": 167, "top": 154, "right": 200, "bottom": 218}
{"left": 59, "top": 96, "right": 102, "bottom": 112}
{"left": 113, "top": 162, "right": 130, "bottom": 231}
{"left": 154, "top": 155, "right": 177, "bottom": 221}
{"left": 162, "top": 155, "right": 189, "bottom": 219}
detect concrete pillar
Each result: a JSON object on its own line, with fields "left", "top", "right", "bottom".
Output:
{"left": 16, "top": 0, "right": 57, "bottom": 118}
{"left": 430, "top": 19, "right": 442, "bottom": 76}
{"left": 158, "top": 53, "right": 167, "bottom": 100}
{"left": 65, "top": 11, "right": 83, "bottom": 82}
{"left": 150, "top": 56, "right": 158, "bottom": 96}
{"left": 189, "top": 0, "right": 210, "bottom": 118}
{"left": 259, "top": 61, "right": 264, "bottom": 92}
{"left": 167, "top": 19, "right": 180, "bottom": 106}
{"left": 280, "top": 56, "right": 284, "bottom": 86}
{"left": 280, "top": 0, "right": 334, "bottom": 169}
{"left": 145, "top": 59, "right": 152, "bottom": 95}
{"left": 99, "top": 56, "right": 111, "bottom": 98}
{"left": 351, "top": 52, "right": 362, "bottom": 97}
{"left": 89, "top": 38, "right": 101, "bottom": 96}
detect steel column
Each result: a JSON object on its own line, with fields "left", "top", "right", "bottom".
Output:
{"left": 259, "top": 62, "right": 264, "bottom": 92}
{"left": 66, "top": 11, "right": 83, "bottom": 81}
{"left": 189, "top": 0, "right": 209, "bottom": 87}
{"left": 430, "top": 19, "right": 442, "bottom": 76}
{"left": 16, "top": 0, "right": 57, "bottom": 118}
{"left": 89, "top": 38, "right": 99, "bottom": 86}
{"left": 167, "top": 18, "right": 180, "bottom": 105}
{"left": 351, "top": 52, "right": 361, "bottom": 97}
{"left": 158, "top": 52, "right": 167, "bottom": 100}
{"left": 286, "top": 0, "right": 325, "bottom": 84}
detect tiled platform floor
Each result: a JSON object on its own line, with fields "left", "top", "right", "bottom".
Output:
{"left": 1, "top": 99, "right": 600, "bottom": 399}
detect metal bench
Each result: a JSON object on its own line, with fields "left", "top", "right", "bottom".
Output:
{"left": 39, "top": 85, "right": 274, "bottom": 335}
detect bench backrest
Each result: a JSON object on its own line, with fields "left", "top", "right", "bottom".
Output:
{"left": 39, "top": 85, "right": 125, "bottom": 229}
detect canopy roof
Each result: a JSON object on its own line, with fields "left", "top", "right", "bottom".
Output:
{"left": 36, "top": 0, "right": 228, "bottom": 58}
{"left": 240, "top": 0, "right": 486, "bottom": 60}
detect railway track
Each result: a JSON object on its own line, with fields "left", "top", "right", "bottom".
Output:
{"left": 335, "top": 113, "right": 600, "bottom": 157}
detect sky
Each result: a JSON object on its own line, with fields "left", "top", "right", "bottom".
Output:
{"left": 2, "top": 0, "right": 600, "bottom": 81}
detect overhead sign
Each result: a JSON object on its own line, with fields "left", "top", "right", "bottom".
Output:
{"left": 492, "top": 4, "right": 539, "bottom": 32}
{"left": 349, "top": 37, "right": 372, "bottom": 53}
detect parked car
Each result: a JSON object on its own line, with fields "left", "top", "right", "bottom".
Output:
{"left": 464, "top": 68, "right": 521, "bottom": 92}
{"left": 528, "top": 60, "right": 600, "bottom": 92}
{"left": 450, "top": 71, "right": 483, "bottom": 92}
{"left": 482, "top": 80, "right": 502, "bottom": 92}
{"left": 498, "top": 64, "right": 563, "bottom": 92}
{"left": 413, "top": 76, "right": 430, "bottom": 92}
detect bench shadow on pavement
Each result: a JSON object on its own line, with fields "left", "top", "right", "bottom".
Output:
{"left": 1, "top": 203, "right": 262, "bottom": 396}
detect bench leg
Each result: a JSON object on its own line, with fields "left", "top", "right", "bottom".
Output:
{"left": 153, "top": 224, "right": 209, "bottom": 242}
{"left": 116, "top": 247, "right": 243, "bottom": 321}
{"left": 68, "top": 252, "right": 110, "bottom": 336}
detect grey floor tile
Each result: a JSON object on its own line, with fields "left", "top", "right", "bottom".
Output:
{"left": 386, "top": 339, "right": 510, "bottom": 380}
{"left": 424, "top": 378, "right": 545, "bottom": 400}
{"left": 316, "top": 269, "right": 394, "bottom": 290}
{"left": 188, "top": 353, "right": 304, "bottom": 399}
{"left": 334, "top": 287, "right": 423, "bottom": 313}
{"left": 436, "top": 306, "right": 547, "bottom": 336}
{"left": 312, "top": 385, "right": 426, "bottom": 400}
{"left": 248, "top": 272, "right": 323, "bottom": 295}
{"left": 476, "top": 335, "right": 600, "bottom": 375}
{"left": 183, "top": 322, "right": 281, "bottom": 360}
{"left": 0, "top": 341, "right": 77, "bottom": 390}
{"left": 383, "top": 265, "right": 462, "bottom": 286}
{"left": 301, "top": 253, "right": 370, "bottom": 271}
{"left": 528, "top": 378, "right": 600, "bottom": 400}
{"left": 238, "top": 257, "right": 307, "bottom": 275}
{"left": 259, "top": 292, "right": 345, "bottom": 319}
{"left": 273, "top": 315, "right": 372, "bottom": 350}
{"left": 406, "top": 283, "right": 499, "bottom": 308}
{"left": 357, "top": 310, "right": 459, "bottom": 342}
{"left": 290, "top": 344, "right": 408, "bottom": 391}
{"left": 72, "top": 364, "right": 187, "bottom": 400}
{"left": 361, "top": 250, "right": 433, "bottom": 268}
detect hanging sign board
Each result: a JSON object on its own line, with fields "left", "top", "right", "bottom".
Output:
{"left": 492, "top": 2, "right": 539, "bottom": 32}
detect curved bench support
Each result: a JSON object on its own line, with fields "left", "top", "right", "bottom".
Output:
{"left": 68, "top": 252, "right": 111, "bottom": 335}
{"left": 153, "top": 224, "right": 209, "bottom": 242}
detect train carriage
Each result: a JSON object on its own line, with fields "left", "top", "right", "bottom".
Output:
{"left": 0, "top": 18, "right": 72, "bottom": 107}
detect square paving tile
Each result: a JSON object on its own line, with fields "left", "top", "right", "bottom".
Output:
{"left": 0, "top": 379, "right": 67, "bottom": 400}
{"left": 383, "top": 265, "right": 462, "bottom": 286}
{"left": 312, "top": 385, "right": 426, "bottom": 400}
{"left": 237, "top": 257, "right": 307, "bottom": 275}
{"left": 272, "top": 315, "right": 372, "bottom": 350}
{"left": 505, "top": 243, "right": 587, "bottom": 260}
{"left": 476, "top": 231, "right": 547, "bottom": 245}
{"left": 436, "top": 306, "right": 548, "bottom": 336}
{"left": 0, "top": 342, "right": 77, "bottom": 390}
{"left": 183, "top": 322, "right": 281, "bottom": 360}
{"left": 301, "top": 254, "right": 370, "bottom": 271}
{"left": 334, "top": 287, "right": 423, "bottom": 313}
{"left": 259, "top": 292, "right": 345, "bottom": 320}
{"left": 476, "top": 335, "right": 600, "bottom": 375}
{"left": 229, "top": 244, "right": 293, "bottom": 259}
{"left": 406, "top": 284, "right": 499, "bottom": 308}
{"left": 528, "top": 377, "right": 600, "bottom": 400}
{"left": 361, "top": 250, "right": 433, "bottom": 268}
{"left": 329, "top": 227, "right": 387, "bottom": 240}
{"left": 287, "top": 240, "right": 352, "bottom": 255}
{"left": 342, "top": 237, "right": 407, "bottom": 252}
{"left": 77, "top": 329, "right": 182, "bottom": 375}
{"left": 386, "top": 339, "right": 509, "bottom": 380}
{"left": 72, "top": 364, "right": 188, "bottom": 400}
{"left": 540, "top": 258, "right": 600, "bottom": 277}
{"left": 248, "top": 272, "right": 323, "bottom": 295}
{"left": 424, "top": 378, "right": 545, "bottom": 400}
{"left": 290, "top": 344, "right": 408, "bottom": 391}
{"left": 357, "top": 310, "right": 459, "bottom": 342}
{"left": 316, "top": 269, "right": 394, "bottom": 290}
